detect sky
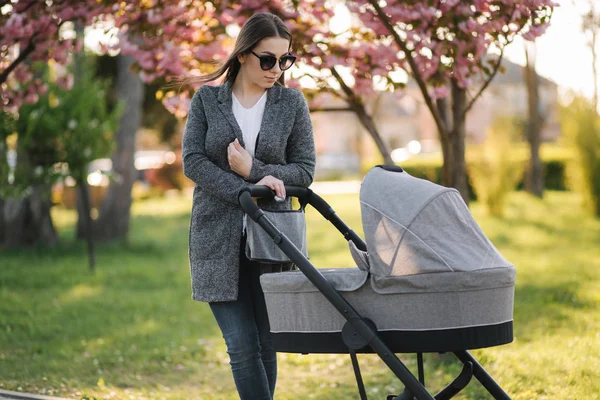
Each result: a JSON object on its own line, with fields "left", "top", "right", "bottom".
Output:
{"left": 502, "top": 0, "right": 597, "bottom": 102}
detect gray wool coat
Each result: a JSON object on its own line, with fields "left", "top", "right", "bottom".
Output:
{"left": 182, "top": 81, "right": 316, "bottom": 302}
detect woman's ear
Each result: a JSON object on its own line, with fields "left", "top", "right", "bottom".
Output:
{"left": 237, "top": 54, "right": 246, "bottom": 64}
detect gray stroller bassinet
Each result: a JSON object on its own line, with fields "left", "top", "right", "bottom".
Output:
{"left": 238, "top": 166, "right": 515, "bottom": 400}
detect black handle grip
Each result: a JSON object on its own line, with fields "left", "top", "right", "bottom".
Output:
{"left": 238, "top": 185, "right": 313, "bottom": 218}
{"left": 243, "top": 185, "right": 311, "bottom": 200}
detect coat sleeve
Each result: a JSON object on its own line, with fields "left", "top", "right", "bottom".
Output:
{"left": 247, "top": 90, "right": 316, "bottom": 187}
{"left": 182, "top": 88, "right": 251, "bottom": 205}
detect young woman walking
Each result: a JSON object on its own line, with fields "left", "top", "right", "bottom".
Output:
{"left": 182, "top": 12, "right": 316, "bottom": 400}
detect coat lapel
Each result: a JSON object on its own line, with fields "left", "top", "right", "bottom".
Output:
{"left": 217, "top": 81, "right": 283, "bottom": 153}
{"left": 255, "top": 84, "right": 283, "bottom": 159}
{"left": 217, "top": 81, "right": 245, "bottom": 146}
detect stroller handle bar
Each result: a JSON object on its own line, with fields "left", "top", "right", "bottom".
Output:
{"left": 239, "top": 185, "right": 366, "bottom": 251}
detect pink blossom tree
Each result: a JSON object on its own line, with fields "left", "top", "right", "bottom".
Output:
{"left": 344, "top": 0, "right": 557, "bottom": 202}
{"left": 0, "top": 0, "right": 109, "bottom": 113}
{"left": 117, "top": 0, "right": 557, "bottom": 197}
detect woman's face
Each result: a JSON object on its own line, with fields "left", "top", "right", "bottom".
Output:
{"left": 239, "top": 37, "right": 291, "bottom": 89}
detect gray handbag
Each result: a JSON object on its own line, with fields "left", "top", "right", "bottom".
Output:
{"left": 245, "top": 205, "right": 308, "bottom": 264}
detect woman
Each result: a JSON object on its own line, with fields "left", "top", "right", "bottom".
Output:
{"left": 181, "top": 12, "right": 316, "bottom": 400}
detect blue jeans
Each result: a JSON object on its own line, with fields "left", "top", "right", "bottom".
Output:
{"left": 209, "top": 235, "right": 277, "bottom": 400}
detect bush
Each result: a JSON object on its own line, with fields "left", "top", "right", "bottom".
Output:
{"left": 560, "top": 97, "right": 600, "bottom": 216}
{"left": 360, "top": 144, "right": 571, "bottom": 197}
{"left": 467, "top": 117, "right": 526, "bottom": 217}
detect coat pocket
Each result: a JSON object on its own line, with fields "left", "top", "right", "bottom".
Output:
{"left": 190, "top": 213, "right": 231, "bottom": 260}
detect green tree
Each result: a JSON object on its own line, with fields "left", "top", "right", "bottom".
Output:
{"left": 468, "top": 116, "right": 526, "bottom": 217}
{"left": 1, "top": 59, "right": 121, "bottom": 268}
{"left": 561, "top": 97, "right": 600, "bottom": 216}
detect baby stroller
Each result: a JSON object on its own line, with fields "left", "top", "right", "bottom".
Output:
{"left": 238, "top": 166, "right": 515, "bottom": 400}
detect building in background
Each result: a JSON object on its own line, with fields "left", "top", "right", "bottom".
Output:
{"left": 310, "top": 58, "right": 560, "bottom": 178}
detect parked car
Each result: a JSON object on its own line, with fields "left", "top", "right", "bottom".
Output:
{"left": 55, "top": 150, "right": 183, "bottom": 209}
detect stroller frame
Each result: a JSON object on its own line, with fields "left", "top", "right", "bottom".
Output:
{"left": 239, "top": 185, "right": 512, "bottom": 400}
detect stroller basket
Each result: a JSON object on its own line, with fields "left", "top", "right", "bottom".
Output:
{"left": 238, "top": 166, "right": 514, "bottom": 400}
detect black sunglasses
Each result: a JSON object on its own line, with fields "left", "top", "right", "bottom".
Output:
{"left": 250, "top": 51, "right": 296, "bottom": 71}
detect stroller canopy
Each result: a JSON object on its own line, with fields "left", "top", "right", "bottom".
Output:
{"left": 358, "top": 166, "right": 514, "bottom": 293}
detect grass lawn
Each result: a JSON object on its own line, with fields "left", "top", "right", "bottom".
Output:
{"left": 0, "top": 190, "right": 599, "bottom": 400}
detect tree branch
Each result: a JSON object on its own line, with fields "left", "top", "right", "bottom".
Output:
{"left": 461, "top": 3, "right": 519, "bottom": 118}
{"left": 329, "top": 66, "right": 394, "bottom": 165}
{"left": 0, "top": 14, "right": 73, "bottom": 86}
{"left": 366, "top": 0, "right": 447, "bottom": 135}
{"left": 461, "top": 48, "right": 505, "bottom": 118}
{"left": 0, "top": 37, "right": 36, "bottom": 85}
{"left": 330, "top": 66, "right": 360, "bottom": 105}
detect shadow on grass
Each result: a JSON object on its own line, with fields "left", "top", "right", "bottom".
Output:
{"left": 514, "top": 281, "right": 593, "bottom": 339}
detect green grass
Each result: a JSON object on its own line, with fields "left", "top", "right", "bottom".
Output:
{"left": 1, "top": 191, "right": 599, "bottom": 400}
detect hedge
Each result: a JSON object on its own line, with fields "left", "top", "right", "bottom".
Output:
{"left": 359, "top": 145, "right": 579, "bottom": 200}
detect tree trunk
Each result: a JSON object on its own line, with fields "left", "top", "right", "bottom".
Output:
{"left": 590, "top": 13, "right": 598, "bottom": 111}
{"left": 351, "top": 102, "right": 394, "bottom": 165}
{"left": 93, "top": 54, "right": 144, "bottom": 241}
{"left": 73, "top": 21, "right": 95, "bottom": 242}
{"left": 435, "top": 88, "right": 469, "bottom": 205}
{"left": 436, "top": 97, "right": 453, "bottom": 188}
{"left": 0, "top": 185, "right": 58, "bottom": 248}
{"left": 449, "top": 80, "right": 469, "bottom": 205}
{"left": 524, "top": 43, "right": 544, "bottom": 198}
{"left": 77, "top": 179, "right": 95, "bottom": 272}
{"left": 0, "top": 197, "right": 5, "bottom": 246}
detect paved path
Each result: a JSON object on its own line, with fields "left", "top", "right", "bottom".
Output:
{"left": 0, "top": 390, "right": 71, "bottom": 400}
{"left": 309, "top": 180, "right": 361, "bottom": 195}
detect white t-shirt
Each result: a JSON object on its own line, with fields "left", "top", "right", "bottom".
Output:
{"left": 232, "top": 91, "right": 267, "bottom": 157}
{"left": 232, "top": 90, "right": 268, "bottom": 233}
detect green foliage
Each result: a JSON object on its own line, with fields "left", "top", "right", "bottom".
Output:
{"left": 560, "top": 97, "right": 600, "bottom": 216}
{"left": 2, "top": 57, "right": 122, "bottom": 199}
{"left": 0, "top": 112, "right": 17, "bottom": 196}
{"left": 468, "top": 116, "right": 527, "bottom": 217}
{"left": 358, "top": 145, "right": 572, "bottom": 198}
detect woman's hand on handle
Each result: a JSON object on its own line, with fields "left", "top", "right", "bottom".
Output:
{"left": 255, "top": 176, "right": 286, "bottom": 200}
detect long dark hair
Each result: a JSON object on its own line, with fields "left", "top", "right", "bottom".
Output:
{"left": 190, "top": 13, "right": 292, "bottom": 87}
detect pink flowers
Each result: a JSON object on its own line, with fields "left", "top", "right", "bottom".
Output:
{"left": 345, "top": 0, "right": 556, "bottom": 95}
{"left": 1, "top": 0, "right": 107, "bottom": 111}
{"left": 0, "top": 0, "right": 557, "bottom": 116}
{"left": 430, "top": 85, "right": 450, "bottom": 100}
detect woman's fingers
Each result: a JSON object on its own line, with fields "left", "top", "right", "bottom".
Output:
{"left": 256, "top": 176, "right": 285, "bottom": 200}
{"left": 227, "top": 143, "right": 235, "bottom": 164}
{"left": 271, "top": 178, "right": 285, "bottom": 199}
{"left": 228, "top": 143, "right": 243, "bottom": 173}
{"left": 233, "top": 139, "right": 246, "bottom": 154}
{"left": 277, "top": 180, "right": 286, "bottom": 199}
